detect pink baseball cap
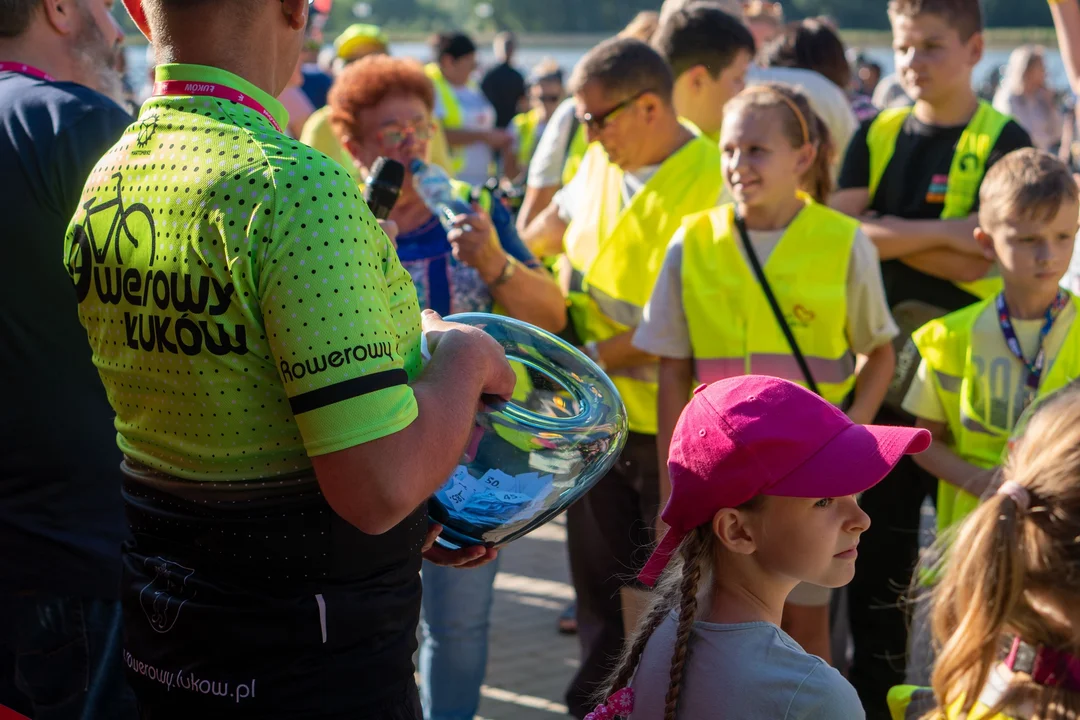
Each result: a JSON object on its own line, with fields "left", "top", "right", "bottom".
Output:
{"left": 638, "top": 376, "right": 931, "bottom": 587}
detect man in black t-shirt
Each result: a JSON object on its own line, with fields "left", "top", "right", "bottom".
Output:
{"left": 830, "top": 1, "right": 1031, "bottom": 717}
{"left": 0, "top": 0, "right": 136, "bottom": 716}
{"left": 481, "top": 32, "right": 526, "bottom": 130}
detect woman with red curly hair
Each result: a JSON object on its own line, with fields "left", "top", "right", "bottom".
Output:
{"left": 328, "top": 54, "right": 566, "bottom": 720}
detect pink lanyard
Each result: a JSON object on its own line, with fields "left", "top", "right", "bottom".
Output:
{"left": 152, "top": 79, "right": 281, "bottom": 132}
{"left": 0, "top": 62, "right": 56, "bottom": 82}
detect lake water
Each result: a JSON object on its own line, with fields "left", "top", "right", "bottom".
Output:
{"left": 125, "top": 42, "right": 1072, "bottom": 98}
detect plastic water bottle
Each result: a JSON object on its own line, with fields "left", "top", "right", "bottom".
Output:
{"left": 410, "top": 158, "right": 475, "bottom": 232}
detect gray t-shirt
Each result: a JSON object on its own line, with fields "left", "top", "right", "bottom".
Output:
{"left": 526, "top": 96, "right": 577, "bottom": 188}
{"left": 629, "top": 614, "right": 865, "bottom": 720}
{"left": 634, "top": 224, "right": 898, "bottom": 360}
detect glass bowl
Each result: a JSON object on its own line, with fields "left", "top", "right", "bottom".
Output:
{"left": 428, "top": 313, "right": 628, "bottom": 549}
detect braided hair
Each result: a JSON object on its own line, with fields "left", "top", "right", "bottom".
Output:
{"left": 597, "top": 524, "right": 715, "bottom": 720}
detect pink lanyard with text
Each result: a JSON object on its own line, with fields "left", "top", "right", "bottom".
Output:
{"left": 152, "top": 80, "right": 281, "bottom": 132}
{"left": 0, "top": 62, "right": 56, "bottom": 82}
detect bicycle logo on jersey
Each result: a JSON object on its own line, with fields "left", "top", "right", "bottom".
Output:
{"left": 68, "top": 172, "right": 156, "bottom": 303}
{"left": 66, "top": 171, "right": 250, "bottom": 357}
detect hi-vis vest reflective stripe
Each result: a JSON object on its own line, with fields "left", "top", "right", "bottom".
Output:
{"left": 681, "top": 201, "right": 858, "bottom": 406}
{"left": 866, "top": 102, "right": 1011, "bottom": 300}
{"left": 425, "top": 63, "right": 474, "bottom": 175}
{"left": 564, "top": 136, "right": 723, "bottom": 434}
{"left": 888, "top": 685, "right": 1014, "bottom": 720}
{"left": 511, "top": 109, "right": 541, "bottom": 169}
{"left": 562, "top": 125, "right": 588, "bottom": 187}
{"left": 912, "top": 293, "right": 1080, "bottom": 532}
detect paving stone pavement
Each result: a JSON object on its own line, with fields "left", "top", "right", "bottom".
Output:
{"left": 475, "top": 515, "right": 579, "bottom": 720}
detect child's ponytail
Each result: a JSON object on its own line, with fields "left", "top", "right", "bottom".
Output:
{"left": 660, "top": 526, "right": 708, "bottom": 720}
{"left": 927, "top": 490, "right": 1028, "bottom": 716}
{"left": 926, "top": 385, "right": 1080, "bottom": 720}
{"left": 594, "top": 524, "right": 714, "bottom": 720}
{"left": 803, "top": 112, "right": 833, "bottom": 204}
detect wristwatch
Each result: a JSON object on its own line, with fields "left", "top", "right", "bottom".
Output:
{"left": 488, "top": 256, "right": 517, "bottom": 289}
{"left": 584, "top": 340, "right": 607, "bottom": 371}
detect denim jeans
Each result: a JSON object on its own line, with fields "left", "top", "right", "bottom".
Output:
{"left": 418, "top": 556, "right": 501, "bottom": 720}
{"left": 0, "top": 593, "right": 137, "bottom": 720}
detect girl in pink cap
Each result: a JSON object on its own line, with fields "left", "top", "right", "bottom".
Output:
{"left": 583, "top": 375, "right": 929, "bottom": 720}
{"left": 888, "top": 384, "right": 1080, "bottom": 720}
{"left": 633, "top": 82, "right": 899, "bottom": 660}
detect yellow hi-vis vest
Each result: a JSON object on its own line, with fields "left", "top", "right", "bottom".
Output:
{"left": 511, "top": 108, "right": 542, "bottom": 169}
{"left": 866, "top": 101, "right": 1012, "bottom": 300}
{"left": 888, "top": 685, "right": 1014, "bottom": 720}
{"left": 564, "top": 137, "right": 723, "bottom": 434}
{"left": 911, "top": 293, "right": 1080, "bottom": 532}
{"left": 681, "top": 201, "right": 858, "bottom": 406}
{"left": 425, "top": 63, "right": 477, "bottom": 176}
{"left": 562, "top": 125, "right": 589, "bottom": 187}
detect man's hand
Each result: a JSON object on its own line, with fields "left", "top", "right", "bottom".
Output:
{"left": 422, "top": 523, "right": 499, "bottom": 569}
{"left": 421, "top": 310, "right": 517, "bottom": 399}
{"left": 447, "top": 205, "right": 507, "bottom": 282}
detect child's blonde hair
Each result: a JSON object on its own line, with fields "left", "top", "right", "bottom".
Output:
{"left": 977, "top": 149, "right": 1079, "bottom": 233}
{"left": 927, "top": 384, "right": 1080, "bottom": 719}
{"left": 723, "top": 83, "right": 834, "bottom": 203}
{"left": 598, "top": 496, "right": 762, "bottom": 720}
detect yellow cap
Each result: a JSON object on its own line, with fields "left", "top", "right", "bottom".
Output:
{"left": 334, "top": 24, "right": 389, "bottom": 60}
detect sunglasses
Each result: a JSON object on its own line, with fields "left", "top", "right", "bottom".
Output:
{"left": 376, "top": 121, "right": 434, "bottom": 147}
{"left": 578, "top": 90, "right": 651, "bottom": 133}
{"left": 537, "top": 94, "right": 562, "bottom": 104}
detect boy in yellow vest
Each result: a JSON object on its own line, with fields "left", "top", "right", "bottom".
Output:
{"left": 890, "top": 149, "right": 1080, "bottom": 720}
{"left": 649, "top": 2, "right": 756, "bottom": 144}
{"left": 903, "top": 149, "right": 1079, "bottom": 534}
{"left": 520, "top": 37, "right": 725, "bottom": 719}
{"left": 830, "top": 0, "right": 1031, "bottom": 710}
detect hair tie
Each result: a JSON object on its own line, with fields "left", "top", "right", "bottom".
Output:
{"left": 584, "top": 687, "right": 635, "bottom": 720}
{"left": 745, "top": 86, "right": 810, "bottom": 145}
{"left": 997, "top": 480, "right": 1031, "bottom": 514}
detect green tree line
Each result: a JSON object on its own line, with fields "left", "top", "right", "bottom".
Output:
{"left": 116, "top": 0, "right": 1056, "bottom": 39}
{"left": 321, "top": 0, "right": 1054, "bottom": 33}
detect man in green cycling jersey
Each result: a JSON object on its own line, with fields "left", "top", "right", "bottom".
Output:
{"left": 63, "top": 0, "right": 514, "bottom": 715}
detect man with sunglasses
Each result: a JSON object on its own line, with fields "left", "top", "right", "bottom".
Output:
{"left": 60, "top": 0, "right": 516, "bottom": 715}
{"left": 508, "top": 60, "right": 565, "bottom": 183}
{"left": 521, "top": 37, "right": 725, "bottom": 719}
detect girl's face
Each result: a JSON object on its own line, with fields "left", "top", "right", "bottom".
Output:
{"left": 735, "top": 495, "right": 870, "bottom": 589}
{"left": 720, "top": 106, "right": 812, "bottom": 216}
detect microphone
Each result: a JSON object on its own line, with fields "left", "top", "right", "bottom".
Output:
{"left": 363, "top": 157, "right": 405, "bottom": 221}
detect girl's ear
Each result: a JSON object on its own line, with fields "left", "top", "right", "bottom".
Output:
{"left": 793, "top": 141, "right": 816, "bottom": 178}
{"left": 712, "top": 507, "right": 757, "bottom": 555}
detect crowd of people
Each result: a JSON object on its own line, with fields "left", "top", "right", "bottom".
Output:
{"left": 5, "top": 0, "right": 1080, "bottom": 718}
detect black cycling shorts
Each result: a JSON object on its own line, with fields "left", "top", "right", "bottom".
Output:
{"left": 120, "top": 464, "right": 427, "bottom": 719}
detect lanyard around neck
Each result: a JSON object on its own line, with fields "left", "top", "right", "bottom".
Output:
{"left": 995, "top": 289, "right": 1069, "bottom": 391}
{"left": 0, "top": 62, "right": 56, "bottom": 82}
{"left": 152, "top": 79, "right": 281, "bottom": 132}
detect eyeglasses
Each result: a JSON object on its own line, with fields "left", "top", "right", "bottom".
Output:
{"left": 578, "top": 90, "right": 651, "bottom": 133}
{"left": 375, "top": 121, "right": 435, "bottom": 147}
{"left": 537, "top": 94, "right": 563, "bottom": 104}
